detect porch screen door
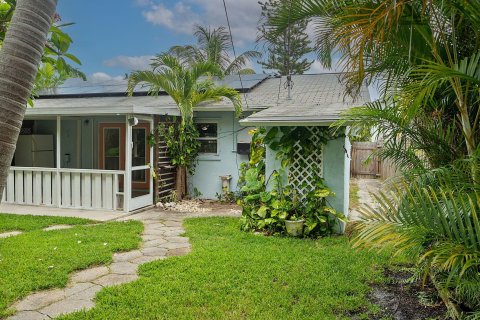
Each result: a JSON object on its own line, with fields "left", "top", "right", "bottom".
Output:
{"left": 129, "top": 121, "right": 152, "bottom": 211}
{"left": 99, "top": 122, "right": 152, "bottom": 211}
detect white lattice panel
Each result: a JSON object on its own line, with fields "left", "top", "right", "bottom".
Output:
{"left": 288, "top": 127, "right": 324, "bottom": 198}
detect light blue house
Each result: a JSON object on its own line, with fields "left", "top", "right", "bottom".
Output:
{"left": 3, "top": 73, "right": 368, "bottom": 218}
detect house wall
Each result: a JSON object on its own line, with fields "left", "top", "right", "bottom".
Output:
{"left": 188, "top": 111, "right": 250, "bottom": 199}
{"left": 264, "top": 128, "right": 350, "bottom": 221}
{"left": 323, "top": 136, "right": 350, "bottom": 217}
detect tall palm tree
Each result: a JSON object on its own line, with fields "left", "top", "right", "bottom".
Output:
{"left": 0, "top": 0, "right": 58, "bottom": 202}
{"left": 168, "top": 25, "right": 261, "bottom": 76}
{"left": 127, "top": 54, "right": 242, "bottom": 198}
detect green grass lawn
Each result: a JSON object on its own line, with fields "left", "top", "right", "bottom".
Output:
{"left": 0, "top": 215, "right": 143, "bottom": 318}
{"left": 0, "top": 213, "right": 94, "bottom": 233}
{"left": 62, "top": 217, "right": 391, "bottom": 320}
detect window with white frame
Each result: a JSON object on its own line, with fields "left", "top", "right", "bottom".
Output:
{"left": 196, "top": 122, "right": 218, "bottom": 154}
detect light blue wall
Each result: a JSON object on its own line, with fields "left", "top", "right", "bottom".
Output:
{"left": 323, "top": 136, "right": 350, "bottom": 217}
{"left": 188, "top": 111, "right": 250, "bottom": 199}
{"left": 264, "top": 129, "right": 350, "bottom": 222}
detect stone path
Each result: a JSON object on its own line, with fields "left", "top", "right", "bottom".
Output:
{"left": 0, "top": 225, "right": 76, "bottom": 240}
{"left": 349, "top": 178, "right": 381, "bottom": 221}
{"left": 0, "top": 231, "right": 23, "bottom": 239}
{"left": 8, "top": 210, "right": 193, "bottom": 320}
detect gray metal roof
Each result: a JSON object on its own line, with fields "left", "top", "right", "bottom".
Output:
{"left": 240, "top": 73, "right": 370, "bottom": 125}
{"left": 38, "top": 74, "right": 270, "bottom": 96}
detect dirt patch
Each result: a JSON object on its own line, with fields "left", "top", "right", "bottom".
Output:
{"left": 367, "top": 268, "right": 447, "bottom": 320}
{"left": 157, "top": 199, "right": 241, "bottom": 216}
{"left": 197, "top": 200, "right": 240, "bottom": 211}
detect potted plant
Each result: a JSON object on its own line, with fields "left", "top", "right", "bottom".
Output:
{"left": 283, "top": 187, "right": 305, "bottom": 237}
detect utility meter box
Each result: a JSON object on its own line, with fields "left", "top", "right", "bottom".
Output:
{"left": 236, "top": 127, "right": 253, "bottom": 155}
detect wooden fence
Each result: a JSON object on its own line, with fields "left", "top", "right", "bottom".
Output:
{"left": 350, "top": 141, "right": 399, "bottom": 179}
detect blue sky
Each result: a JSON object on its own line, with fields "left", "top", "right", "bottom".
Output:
{"left": 56, "top": 0, "right": 333, "bottom": 82}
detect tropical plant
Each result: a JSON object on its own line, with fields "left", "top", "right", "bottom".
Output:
{"left": 0, "top": 0, "right": 59, "bottom": 201}
{"left": 0, "top": 0, "right": 85, "bottom": 97}
{"left": 127, "top": 54, "right": 243, "bottom": 198}
{"left": 168, "top": 25, "right": 261, "bottom": 76}
{"left": 353, "top": 159, "right": 480, "bottom": 319}
{"left": 269, "top": 1, "right": 480, "bottom": 314}
{"left": 270, "top": 0, "right": 480, "bottom": 162}
{"left": 239, "top": 127, "right": 344, "bottom": 237}
{"left": 257, "top": 0, "right": 314, "bottom": 75}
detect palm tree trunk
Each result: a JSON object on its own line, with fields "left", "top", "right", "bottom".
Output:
{"left": 0, "top": 0, "right": 58, "bottom": 201}
{"left": 175, "top": 166, "right": 187, "bottom": 199}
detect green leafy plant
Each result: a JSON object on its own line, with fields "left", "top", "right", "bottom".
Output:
{"left": 239, "top": 126, "right": 344, "bottom": 237}
{"left": 302, "top": 176, "right": 346, "bottom": 237}
{"left": 352, "top": 159, "right": 480, "bottom": 319}
{"left": 157, "top": 121, "right": 200, "bottom": 175}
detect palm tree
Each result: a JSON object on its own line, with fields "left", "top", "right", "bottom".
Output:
{"left": 127, "top": 54, "right": 242, "bottom": 198}
{"left": 269, "top": 1, "right": 480, "bottom": 316}
{"left": 168, "top": 25, "right": 261, "bottom": 76}
{"left": 0, "top": 0, "right": 58, "bottom": 202}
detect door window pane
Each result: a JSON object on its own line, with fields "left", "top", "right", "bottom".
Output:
{"left": 132, "top": 128, "right": 147, "bottom": 182}
{"left": 131, "top": 169, "right": 149, "bottom": 198}
{"left": 104, "top": 128, "right": 120, "bottom": 170}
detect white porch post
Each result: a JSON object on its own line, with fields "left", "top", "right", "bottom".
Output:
{"left": 56, "top": 116, "right": 61, "bottom": 206}
{"left": 149, "top": 116, "right": 154, "bottom": 203}
{"left": 124, "top": 115, "right": 132, "bottom": 212}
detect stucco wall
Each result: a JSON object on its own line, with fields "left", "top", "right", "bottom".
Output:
{"left": 264, "top": 128, "right": 350, "bottom": 218}
{"left": 323, "top": 136, "right": 350, "bottom": 217}
{"left": 188, "top": 111, "right": 250, "bottom": 199}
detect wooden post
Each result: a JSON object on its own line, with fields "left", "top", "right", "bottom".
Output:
{"left": 56, "top": 116, "right": 61, "bottom": 206}
{"left": 125, "top": 115, "right": 132, "bottom": 212}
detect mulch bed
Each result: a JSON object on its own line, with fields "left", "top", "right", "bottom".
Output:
{"left": 367, "top": 268, "right": 447, "bottom": 320}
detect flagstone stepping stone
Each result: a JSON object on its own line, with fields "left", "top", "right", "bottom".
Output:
{"left": 7, "top": 211, "right": 197, "bottom": 320}
{"left": 70, "top": 266, "right": 110, "bottom": 284}
{"left": 14, "top": 289, "right": 66, "bottom": 311}
{"left": 113, "top": 250, "right": 143, "bottom": 262}
{"left": 143, "top": 238, "right": 168, "bottom": 247}
{"left": 7, "top": 311, "right": 48, "bottom": 320}
{"left": 159, "top": 241, "right": 191, "bottom": 250}
{"left": 0, "top": 231, "right": 22, "bottom": 238}
{"left": 110, "top": 262, "right": 138, "bottom": 275}
{"left": 130, "top": 255, "right": 167, "bottom": 264}
{"left": 93, "top": 273, "right": 139, "bottom": 287}
{"left": 141, "top": 247, "right": 168, "bottom": 256}
{"left": 39, "top": 297, "right": 95, "bottom": 318}
{"left": 43, "top": 225, "right": 74, "bottom": 231}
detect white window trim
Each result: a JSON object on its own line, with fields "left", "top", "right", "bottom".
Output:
{"left": 195, "top": 119, "right": 220, "bottom": 157}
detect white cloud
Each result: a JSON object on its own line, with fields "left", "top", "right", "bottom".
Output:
{"left": 139, "top": 0, "right": 261, "bottom": 46}
{"left": 90, "top": 72, "right": 124, "bottom": 83}
{"left": 308, "top": 60, "right": 334, "bottom": 74}
{"left": 103, "top": 55, "right": 155, "bottom": 71}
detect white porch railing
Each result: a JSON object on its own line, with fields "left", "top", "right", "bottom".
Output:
{"left": 2, "top": 167, "right": 125, "bottom": 211}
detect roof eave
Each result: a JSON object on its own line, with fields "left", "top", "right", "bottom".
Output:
{"left": 239, "top": 118, "right": 338, "bottom": 127}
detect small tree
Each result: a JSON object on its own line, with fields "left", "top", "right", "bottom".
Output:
{"left": 128, "top": 54, "right": 242, "bottom": 199}
{"left": 257, "top": 0, "right": 313, "bottom": 75}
